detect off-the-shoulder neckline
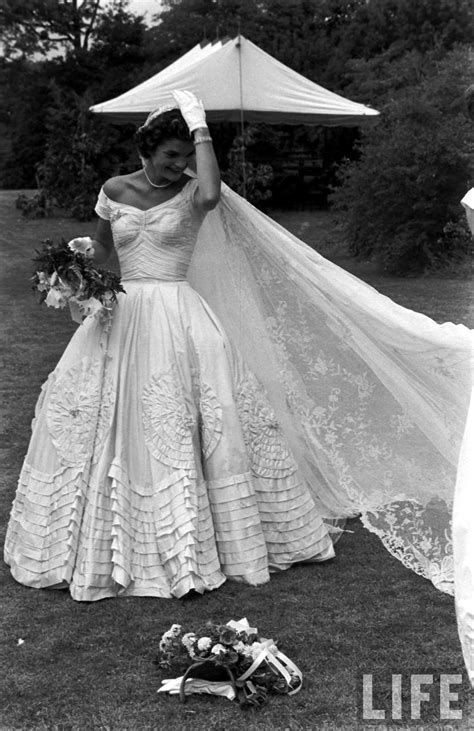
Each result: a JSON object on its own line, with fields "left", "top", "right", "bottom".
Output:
{"left": 101, "top": 177, "right": 194, "bottom": 213}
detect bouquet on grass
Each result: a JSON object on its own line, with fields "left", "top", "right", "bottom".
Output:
{"left": 32, "top": 237, "right": 125, "bottom": 325}
{"left": 156, "top": 617, "right": 302, "bottom": 708}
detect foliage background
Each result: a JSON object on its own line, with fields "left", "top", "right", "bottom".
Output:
{"left": 1, "top": 0, "right": 473, "bottom": 270}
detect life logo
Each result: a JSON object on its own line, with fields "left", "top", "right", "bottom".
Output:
{"left": 358, "top": 672, "right": 466, "bottom": 723}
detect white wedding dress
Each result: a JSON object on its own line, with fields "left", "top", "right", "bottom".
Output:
{"left": 4, "top": 177, "right": 335, "bottom": 601}
{"left": 4, "top": 174, "right": 474, "bottom": 677}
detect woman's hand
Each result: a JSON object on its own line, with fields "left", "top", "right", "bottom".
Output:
{"left": 68, "top": 236, "right": 94, "bottom": 258}
{"left": 172, "top": 90, "right": 207, "bottom": 133}
{"left": 172, "top": 89, "right": 220, "bottom": 210}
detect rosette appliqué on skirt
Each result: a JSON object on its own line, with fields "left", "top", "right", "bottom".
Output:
{"left": 5, "top": 279, "right": 334, "bottom": 600}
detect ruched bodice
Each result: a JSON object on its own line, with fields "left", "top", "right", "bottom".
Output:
{"left": 95, "top": 179, "right": 206, "bottom": 281}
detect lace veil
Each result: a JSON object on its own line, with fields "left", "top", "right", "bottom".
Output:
{"left": 188, "top": 182, "right": 473, "bottom": 602}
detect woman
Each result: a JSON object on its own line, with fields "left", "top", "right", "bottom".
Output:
{"left": 4, "top": 91, "right": 473, "bottom": 612}
{"left": 4, "top": 91, "right": 335, "bottom": 601}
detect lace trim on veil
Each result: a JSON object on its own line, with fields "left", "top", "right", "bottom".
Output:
{"left": 188, "top": 183, "right": 473, "bottom": 599}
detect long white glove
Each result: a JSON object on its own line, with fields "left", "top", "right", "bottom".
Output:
{"left": 172, "top": 89, "right": 207, "bottom": 132}
{"left": 68, "top": 236, "right": 94, "bottom": 258}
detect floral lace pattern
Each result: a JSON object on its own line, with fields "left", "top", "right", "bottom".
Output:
{"left": 361, "top": 499, "right": 454, "bottom": 594}
{"left": 142, "top": 366, "right": 223, "bottom": 468}
{"left": 46, "top": 356, "right": 115, "bottom": 466}
{"left": 268, "top": 302, "right": 458, "bottom": 579}
{"left": 212, "top": 195, "right": 468, "bottom": 597}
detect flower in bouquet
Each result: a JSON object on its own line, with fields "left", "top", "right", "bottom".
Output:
{"left": 197, "top": 637, "right": 212, "bottom": 653}
{"left": 31, "top": 237, "right": 125, "bottom": 324}
{"left": 156, "top": 617, "right": 302, "bottom": 708}
{"left": 68, "top": 236, "right": 94, "bottom": 257}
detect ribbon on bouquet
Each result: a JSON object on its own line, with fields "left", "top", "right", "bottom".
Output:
{"left": 235, "top": 645, "right": 303, "bottom": 696}
{"left": 157, "top": 620, "right": 302, "bottom": 704}
{"left": 159, "top": 644, "right": 303, "bottom": 704}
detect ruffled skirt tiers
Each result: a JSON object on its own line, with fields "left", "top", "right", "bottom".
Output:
{"left": 4, "top": 280, "right": 334, "bottom": 600}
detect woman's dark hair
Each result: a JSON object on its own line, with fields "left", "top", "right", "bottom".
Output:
{"left": 135, "top": 109, "right": 192, "bottom": 158}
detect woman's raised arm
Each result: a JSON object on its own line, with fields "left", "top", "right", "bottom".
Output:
{"left": 172, "top": 89, "right": 221, "bottom": 210}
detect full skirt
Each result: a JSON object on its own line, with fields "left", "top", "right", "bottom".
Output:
{"left": 4, "top": 280, "right": 334, "bottom": 600}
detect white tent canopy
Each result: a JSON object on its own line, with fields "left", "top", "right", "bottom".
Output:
{"left": 89, "top": 35, "right": 379, "bottom": 126}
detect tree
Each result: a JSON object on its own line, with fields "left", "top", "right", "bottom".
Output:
{"left": 28, "top": 4, "right": 151, "bottom": 216}
{"left": 0, "top": 3, "right": 147, "bottom": 192}
{"left": 1, "top": 57, "right": 56, "bottom": 188}
{"left": 321, "top": 0, "right": 474, "bottom": 90}
{"left": 36, "top": 83, "right": 129, "bottom": 219}
{"left": 0, "top": 0, "right": 138, "bottom": 59}
{"left": 331, "top": 48, "right": 474, "bottom": 274}
{"left": 48, "top": 5, "right": 148, "bottom": 98}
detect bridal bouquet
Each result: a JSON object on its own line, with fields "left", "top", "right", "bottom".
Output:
{"left": 32, "top": 237, "right": 124, "bottom": 323}
{"left": 156, "top": 618, "right": 302, "bottom": 708}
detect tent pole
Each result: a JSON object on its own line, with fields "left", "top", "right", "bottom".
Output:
{"left": 237, "top": 26, "right": 247, "bottom": 199}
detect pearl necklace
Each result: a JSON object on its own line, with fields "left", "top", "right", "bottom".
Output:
{"left": 142, "top": 165, "right": 174, "bottom": 189}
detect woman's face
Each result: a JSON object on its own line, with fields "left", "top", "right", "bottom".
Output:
{"left": 147, "top": 137, "right": 195, "bottom": 184}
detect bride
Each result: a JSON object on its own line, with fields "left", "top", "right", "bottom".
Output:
{"left": 4, "top": 90, "right": 473, "bottom": 659}
{"left": 4, "top": 90, "right": 336, "bottom": 601}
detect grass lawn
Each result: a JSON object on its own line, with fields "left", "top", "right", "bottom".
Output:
{"left": 1, "top": 191, "right": 473, "bottom": 730}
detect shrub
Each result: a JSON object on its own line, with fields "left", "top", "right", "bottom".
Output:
{"left": 16, "top": 191, "right": 54, "bottom": 218}
{"left": 331, "top": 48, "right": 474, "bottom": 274}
